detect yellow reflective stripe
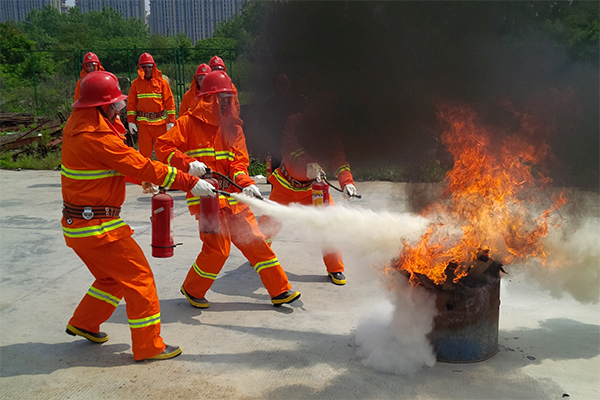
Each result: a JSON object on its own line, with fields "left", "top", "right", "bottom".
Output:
{"left": 87, "top": 286, "right": 120, "bottom": 307}
{"left": 136, "top": 116, "right": 166, "bottom": 123}
{"left": 192, "top": 261, "right": 218, "bottom": 280}
{"left": 233, "top": 171, "right": 246, "bottom": 180}
{"left": 254, "top": 257, "right": 280, "bottom": 274}
{"left": 63, "top": 219, "right": 127, "bottom": 238}
{"left": 137, "top": 93, "right": 162, "bottom": 99}
{"left": 215, "top": 150, "right": 234, "bottom": 161}
{"left": 61, "top": 165, "right": 122, "bottom": 180}
{"left": 127, "top": 111, "right": 136, "bottom": 115}
{"left": 227, "top": 197, "right": 238, "bottom": 206}
{"left": 290, "top": 148, "right": 305, "bottom": 160}
{"left": 129, "top": 312, "right": 160, "bottom": 329}
{"left": 166, "top": 151, "right": 176, "bottom": 166}
{"left": 335, "top": 164, "right": 351, "bottom": 177}
{"left": 185, "top": 148, "right": 215, "bottom": 158}
{"left": 166, "top": 110, "right": 176, "bottom": 115}
{"left": 187, "top": 196, "right": 200, "bottom": 206}
{"left": 272, "top": 170, "right": 311, "bottom": 192}
{"left": 161, "top": 166, "right": 177, "bottom": 188}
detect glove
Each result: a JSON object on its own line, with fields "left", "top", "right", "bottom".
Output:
{"left": 128, "top": 122, "right": 138, "bottom": 134}
{"left": 188, "top": 160, "right": 207, "bottom": 177}
{"left": 242, "top": 184, "right": 262, "bottom": 199}
{"left": 343, "top": 183, "right": 358, "bottom": 199}
{"left": 167, "top": 122, "right": 174, "bottom": 131}
{"left": 190, "top": 179, "right": 215, "bottom": 197}
{"left": 306, "top": 163, "right": 322, "bottom": 180}
{"left": 141, "top": 181, "right": 159, "bottom": 195}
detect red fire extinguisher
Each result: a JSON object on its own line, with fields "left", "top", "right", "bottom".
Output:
{"left": 265, "top": 152, "right": 272, "bottom": 178}
{"left": 151, "top": 188, "right": 176, "bottom": 258}
{"left": 311, "top": 179, "right": 330, "bottom": 206}
{"left": 200, "top": 177, "right": 221, "bottom": 234}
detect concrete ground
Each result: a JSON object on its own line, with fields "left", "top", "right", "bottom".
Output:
{"left": 1, "top": 169, "right": 598, "bottom": 400}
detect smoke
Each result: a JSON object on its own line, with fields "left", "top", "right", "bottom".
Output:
{"left": 355, "top": 270, "right": 437, "bottom": 375}
{"left": 234, "top": 195, "right": 428, "bottom": 265}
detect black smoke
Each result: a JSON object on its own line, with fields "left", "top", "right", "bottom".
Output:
{"left": 241, "top": 1, "right": 599, "bottom": 190}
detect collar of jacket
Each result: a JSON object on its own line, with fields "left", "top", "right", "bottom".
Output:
{"left": 63, "top": 107, "right": 126, "bottom": 139}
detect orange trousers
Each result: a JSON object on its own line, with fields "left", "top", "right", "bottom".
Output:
{"left": 68, "top": 237, "right": 165, "bottom": 360}
{"left": 258, "top": 180, "right": 344, "bottom": 273}
{"left": 183, "top": 205, "right": 291, "bottom": 299}
{"left": 138, "top": 124, "right": 167, "bottom": 159}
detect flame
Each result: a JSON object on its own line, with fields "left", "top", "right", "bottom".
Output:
{"left": 394, "top": 103, "right": 566, "bottom": 285}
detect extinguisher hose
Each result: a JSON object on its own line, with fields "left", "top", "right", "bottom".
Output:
{"left": 323, "top": 178, "right": 362, "bottom": 199}
{"left": 204, "top": 168, "right": 264, "bottom": 200}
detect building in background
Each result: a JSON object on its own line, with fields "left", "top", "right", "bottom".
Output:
{"left": 74, "top": 0, "right": 146, "bottom": 23}
{"left": 149, "top": 0, "right": 244, "bottom": 44}
{"left": 0, "top": 0, "right": 66, "bottom": 22}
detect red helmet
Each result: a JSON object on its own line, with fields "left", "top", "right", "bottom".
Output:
{"left": 72, "top": 71, "right": 127, "bottom": 108}
{"left": 195, "top": 63, "right": 211, "bottom": 77}
{"left": 209, "top": 56, "right": 226, "bottom": 71}
{"left": 82, "top": 52, "right": 100, "bottom": 66}
{"left": 199, "top": 71, "right": 234, "bottom": 97}
{"left": 138, "top": 52, "right": 155, "bottom": 66}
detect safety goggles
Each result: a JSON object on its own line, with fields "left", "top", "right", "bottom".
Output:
{"left": 111, "top": 100, "right": 126, "bottom": 111}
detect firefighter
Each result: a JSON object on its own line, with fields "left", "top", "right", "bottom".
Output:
{"left": 74, "top": 52, "right": 103, "bottom": 101}
{"left": 179, "top": 63, "right": 211, "bottom": 116}
{"left": 155, "top": 70, "right": 301, "bottom": 308}
{"left": 127, "top": 53, "right": 176, "bottom": 158}
{"left": 258, "top": 91, "right": 358, "bottom": 285}
{"left": 62, "top": 70, "right": 215, "bottom": 361}
{"left": 209, "top": 55, "right": 241, "bottom": 118}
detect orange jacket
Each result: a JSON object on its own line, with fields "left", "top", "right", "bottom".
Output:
{"left": 126, "top": 66, "right": 176, "bottom": 125}
{"left": 155, "top": 94, "right": 253, "bottom": 215}
{"left": 270, "top": 112, "right": 354, "bottom": 189}
{"left": 179, "top": 79, "right": 241, "bottom": 118}
{"left": 61, "top": 107, "right": 198, "bottom": 249}
{"left": 74, "top": 64, "right": 105, "bottom": 101}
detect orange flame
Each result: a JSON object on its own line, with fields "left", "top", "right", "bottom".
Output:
{"left": 395, "top": 103, "right": 566, "bottom": 285}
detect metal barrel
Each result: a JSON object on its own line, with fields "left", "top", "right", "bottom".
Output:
{"left": 427, "top": 274, "right": 501, "bottom": 363}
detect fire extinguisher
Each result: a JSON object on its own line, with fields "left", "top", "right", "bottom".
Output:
{"left": 200, "top": 176, "right": 221, "bottom": 234}
{"left": 265, "top": 152, "right": 272, "bottom": 178}
{"left": 311, "top": 179, "right": 330, "bottom": 206}
{"left": 151, "top": 188, "right": 179, "bottom": 258}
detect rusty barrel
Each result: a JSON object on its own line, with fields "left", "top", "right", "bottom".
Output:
{"left": 427, "top": 273, "right": 501, "bottom": 363}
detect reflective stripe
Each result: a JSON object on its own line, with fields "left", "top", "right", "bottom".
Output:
{"left": 227, "top": 197, "right": 238, "bottom": 206}
{"left": 127, "top": 111, "right": 136, "bottom": 115}
{"left": 192, "top": 261, "right": 218, "bottom": 280}
{"left": 290, "top": 148, "right": 305, "bottom": 160}
{"left": 87, "top": 286, "right": 120, "bottom": 307}
{"left": 215, "top": 150, "right": 234, "bottom": 161}
{"left": 233, "top": 171, "right": 246, "bottom": 181}
{"left": 166, "top": 110, "right": 176, "bottom": 115}
{"left": 186, "top": 196, "right": 200, "bottom": 206}
{"left": 63, "top": 218, "right": 127, "bottom": 238}
{"left": 137, "top": 93, "right": 162, "bottom": 99}
{"left": 166, "top": 151, "right": 176, "bottom": 166}
{"left": 161, "top": 166, "right": 177, "bottom": 188}
{"left": 185, "top": 148, "right": 215, "bottom": 158}
{"left": 61, "top": 165, "right": 121, "bottom": 180}
{"left": 129, "top": 312, "right": 160, "bottom": 329}
{"left": 335, "top": 164, "right": 351, "bottom": 177}
{"left": 272, "top": 170, "right": 311, "bottom": 192}
{"left": 254, "top": 257, "right": 280, "bottom": 274}
{"left": 136, "top": 116, "right": 166, "bottom": 123}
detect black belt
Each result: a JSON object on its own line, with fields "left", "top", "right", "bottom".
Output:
{"left": 137, "top": 110, "right": 164, "bottom": 119}
{"left": 63, "top": 202, "right": 121, "bottom": 224}
{"left": 279, "top": 162, "right": 314, "bottom": 189}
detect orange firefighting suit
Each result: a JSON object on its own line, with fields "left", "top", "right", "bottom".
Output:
{"left": 155, "top": 95, "right": 292, "bottom": 300}
{"left": 74, "top": 64, "right": 105, "bottom": 101}
{"left": 61, "top": 106, "right": 198, "bottom": 360}
{"left": 126, "top": 65, "right": 176, "bottom": 158}
{"left": 179, "top": 78, "right": 241, "bottom": 118}
{"left": 259, "top": 112, "right": 355, "bottom": 273}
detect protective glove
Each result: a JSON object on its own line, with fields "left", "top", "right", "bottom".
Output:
{"left": 141, "top": 181, "right": 159, "bottom": 195}
{"left": 343, "top": 183, "right": 358, "bottom": 199}
{"left": 128, "top": 122, "right": 138, "bottom": 134}
{"left": 188, "top": 160, "right": 207, "bottom": 177}
{"left": 167, "top": 122, "right": 174, "bottom": 131}
{"left": 190, "top": 179, "right": 216, "bottom": 197}
{"left": 306, "top": 163, "right": 322, "bottom": 180}
{"left": 242, "top": 184, "right": 262, "bottom": 199}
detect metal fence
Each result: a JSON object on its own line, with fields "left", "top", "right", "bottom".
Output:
{"left": 0, "top": 47, "right": 236, "bottom": 117}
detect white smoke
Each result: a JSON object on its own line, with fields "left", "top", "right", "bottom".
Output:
{"left": 355, "top": 270, "right": 438, "bottom": 375}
